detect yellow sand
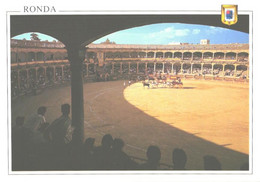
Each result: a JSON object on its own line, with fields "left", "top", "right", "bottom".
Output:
{"left": 12, "top": 80, "right": 249, "bottom": 169}
{"left": 124, "top": 80, "right": 249, "bottom": 154}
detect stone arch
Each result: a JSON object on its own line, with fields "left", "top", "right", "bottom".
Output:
{"left": 165, "top": 52, "right": 173, "bottom": 58}
{"left": 130, "top": 52, "right": 138, "bottom": 58}
{"left": 203, "top": 52, "right": 213, "bottom": 59}
{"left": 173, "top": 62, "right": 181, "bottom": 74}
{"left": 36, "top": 52, "right": 45, "bottom": 61}
{"left": 174, "top": 52, "right": 182, "bottom": 59}
{"left": 17, "top": 52, "right": 27, "bottom": 62}
{"left": 214, "top": 52, "right": 224, "bottom": 59}
{"left": 122, "top": 62, "right": 129, "bottom": 74}
{"left": 237, "top": 52, "right": 249, "bottom": 62}
{"left": 193, "top": 52, "right": 202, "bottom": 60}
{"left": 147, "top": 52, "right": 155, "bottom": 58}
{"left": 138, "top": 62, "right": 146, "bottom": 74}
{"left": 28, "top": 52, "right": 36, "bottom": 61}
{"left": 183, "top": 52, "right": 192, "bottom": 60}
{"left": 147, "top": 62, "right": 154, "bottom": 74}
{"left": 226, "top": 52, "right": 237, "bottom": 60}
{"left": 156, "top": 52, "right": 164, "bottom": 58}
{"left": 138, "top": 52, "right": 146, "bottom": 58}
{"left": 11, "top": 52, "right": 17, "bottom": 63}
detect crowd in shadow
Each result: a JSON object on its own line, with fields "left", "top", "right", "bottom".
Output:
{"left": 12, "top": 105, "right": 249, "bottom": 171}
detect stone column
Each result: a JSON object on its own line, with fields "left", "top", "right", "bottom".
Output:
{"left": 17, "top": 71, "right": 20, "bottom": 90}
{"left": 112, "top": 63, "right": 115, "bottom": 74}
{"left": 86, "top": 64, "right": 89, "bottom": 76}
{"left": 44, "top": 67, "right": 47, "bottom": 82}
{"left": 94, "top": 64, "right": 97, "bottom": 74}
{"left": 61, "top": 65, "right": 64, "bottom": 80}
{"left": 35, "top": 68, "right": 38, "bottom": 81}
{"left": 222, "top": 64, "right": 226, "bottom": 76}
{"left": 211, "top": 63, "right": 215, "bottom": 75}
{"left": 137, "top": 62, "right": 139, "bottom": 74}
{"left": 234, "top": 64, "right": 237, "bottom": 77}
{"left": 181, "top": 53, "right": 184, "bottom": 60}
{"left": 145, "top": 62, "right": 148, "bottom": 75}
{"left": 162, "top": 63, "right": 165, "bottom": 73}
{"left": 171, "top": 63, "right": 174, "bottom": 74}
{"left": 53, "top": 66, "right": 56, "bottom": 82}
{"left": 191, "top": 63, "right": 193, "bottom": 74}
{"left": 181, "top": 63, "right": 183, "bottom": 74}
{"left": 154, "top": 62, "right": 156, "bottom": 72}
{"left": 201, "top": 63, "right": 204, "bottom": 75}
{"left": 120, "top": 62, "right": 122, "bottom": 74}
{"left": 128, "top": 62, "right": 130, "bottom": 74}
{"left": 224, "top": 53, "right": 226, "bottom": 60}
{"left": 67, "top": 45, "right": 85, "bottom": 144}
{"left": 26, "top": 69, "right": 29, "bottom": 88}
{"left": 97, "top": 51, "right": 104, "bottom": 67}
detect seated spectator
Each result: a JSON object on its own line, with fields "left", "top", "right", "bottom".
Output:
{"left": 12, "top": 116, "right": 32, "bottom": 170}
{"left": 93, "top": 134, "right": 114, "bottom": 170}
{"left": 31, "top": 122, "right": 50, "bottom": 144}
{"left": 203, "top": 155, "right": 222, "bottom": 170}
{"left": 12, "top": 116, "right": 32, "bottom": 148}
{"left": 111, "top": 138, "right": 138, "bottom": 170}
{"left": 81, "top": 137, "right": 95, "bottom": 169}
{"left": 46, "top": 104, "right": 73, "bottom": 145}
{"left": 172, "top": 148, "right": 187, "bottom": 170}
{"left": 25, "top": 106, "right": 47, "bottom": 132}
{"left": 140, "top": 145, "right": 161, "bottom": 170}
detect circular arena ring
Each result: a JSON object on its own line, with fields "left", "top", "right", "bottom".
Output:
{"left": 11, "top": 79, "right": 249, "bottom": 170}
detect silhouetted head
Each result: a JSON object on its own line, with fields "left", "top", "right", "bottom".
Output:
{"left": 203, "top": 155, "right": 222, "bottom": 170}
{"left": 113, "top": 138, "right": 124, "bottom": 151}
{"left": 146, "top": 145, "right": 161, "bottom": 164}
{"left": 172, "top": 148, "right": 187, "bottom": 170}
{"left": 101, "top": 134, "right": 113, "bottom": 149}
{"left": 15, "top": 116, "right": 25, "bottom": 126}
{"left": 37, "top": 106, "right": 47, "bottom": 116}
{"left": 240, "top": 162, "right": 249, "bottom": 170}
{"left": 61, "top": 104, "right": 70, "bottom": 116}
{"left": 84, "top": 137, "right": 95, "bottom": 149}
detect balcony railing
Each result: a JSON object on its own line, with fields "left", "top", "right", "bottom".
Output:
{"left": 11, "top": 39, "right": 65, "bottom": 49}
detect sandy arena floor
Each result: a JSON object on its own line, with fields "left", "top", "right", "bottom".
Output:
{"left": 11, "top": 79, "right": 249, "bottom": 170}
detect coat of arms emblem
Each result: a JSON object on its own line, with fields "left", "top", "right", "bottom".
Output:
{"left": 221, "top": 5, "right": 238, "bottom": 25}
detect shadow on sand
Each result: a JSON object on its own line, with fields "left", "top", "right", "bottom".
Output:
{"left": 11, "top": 81, "right": 249, "bottom": 171}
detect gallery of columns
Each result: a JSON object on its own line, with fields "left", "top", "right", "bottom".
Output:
{"left": 10, "top": 14, "right": 250, "bottom": 144}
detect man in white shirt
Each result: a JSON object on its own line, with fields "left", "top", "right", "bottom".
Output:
{"left": 25, "top": 106, "right": 47, "bottom": 132}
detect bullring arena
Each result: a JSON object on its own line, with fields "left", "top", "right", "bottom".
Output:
{"left": 12, "top": 79, "right": 249, "bottom": 170}
{"left": 11, "top": 37, "right": 249, "bottom": 170}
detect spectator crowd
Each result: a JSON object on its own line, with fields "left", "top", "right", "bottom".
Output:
{"left": 12, "top": 105, "right": 249, "bottom": 171}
